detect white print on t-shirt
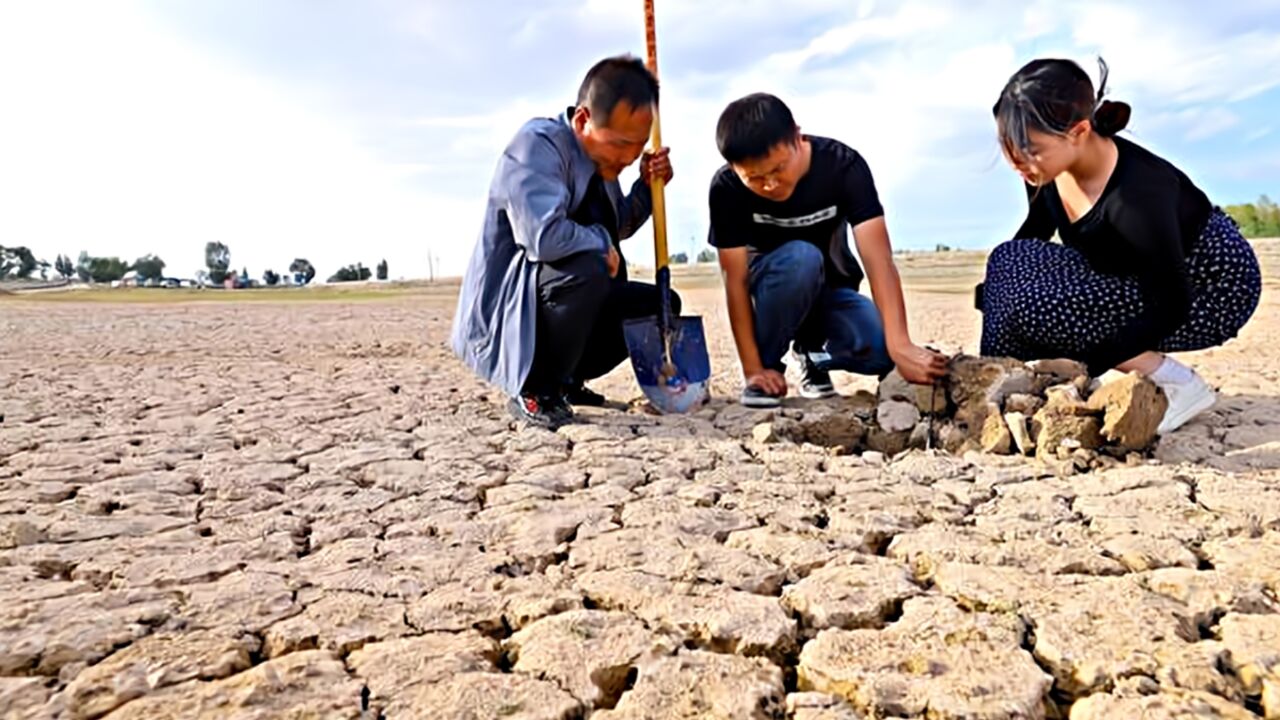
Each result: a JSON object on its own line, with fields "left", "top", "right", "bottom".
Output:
{"left": 751, "top": 206, "right": 838, "bottom": 228}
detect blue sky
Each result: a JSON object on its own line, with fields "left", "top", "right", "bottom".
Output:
{"left": 2, "top": 1, "right": 1278, "bottom": 279}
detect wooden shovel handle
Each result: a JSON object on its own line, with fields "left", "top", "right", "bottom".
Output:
{"left": 643, "top": 0, "right": 668, "bottom": 272}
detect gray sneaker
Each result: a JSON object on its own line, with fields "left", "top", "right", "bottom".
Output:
{"left": 797, "top": 352, "right": 836, "bottom": 399}
{"left": 508, "top": 393, "right": 573, "bottom": 429}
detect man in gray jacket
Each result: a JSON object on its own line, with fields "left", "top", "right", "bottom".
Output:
{"left": 451, "top": 56, "right": 677, "bottom": 428}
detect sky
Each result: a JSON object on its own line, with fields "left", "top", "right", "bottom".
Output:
{"left": 2, "top": 0, "right": 1279, "bottom": 280}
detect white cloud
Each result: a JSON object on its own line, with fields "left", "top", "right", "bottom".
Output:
{"left": 762, "top": 3, "right": 952, "bottom": 74}
{"left": 2, "top": 0, "right": 1277, "bottom": 277}
{"left": 1217, "top": 152, "right": 1280, "bottom": 183}
{"left": 1184, "top": 109, "right": 1241, "bottom": 142}
{"left": 1144, "top": 107, "right": 1242, "bottom": 142}
{"left": 633, "top": 2, "right": 1026, "bottom": 259}
{"left": 1061, "top": 3, "right": 1280, "bottom": 105}
{"left": 1245, "top": 127, "right": 1274, "bottom": 143}
{"left": 0, "top": 2, "right": 478, "bottom": 280}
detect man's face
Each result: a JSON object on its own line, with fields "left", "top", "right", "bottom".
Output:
{"left": 731, "top": 136, "right": 805, "bottom": 202}
{"left": 573, "top": 100, "right": 653, "bottom": 181}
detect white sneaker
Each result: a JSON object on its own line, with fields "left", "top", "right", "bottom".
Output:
{"left": 1154, "top": 371, "right": 1216, "bottom": 435}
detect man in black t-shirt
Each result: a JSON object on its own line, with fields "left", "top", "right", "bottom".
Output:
{"left": 708, "top": 93, "right": 946, "bottom": 407}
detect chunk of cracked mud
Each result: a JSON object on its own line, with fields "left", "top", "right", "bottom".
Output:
{"left": 786, "top": 691, "right": 866, "bottom": 719}
{"left": 347, "top": 632, "right": 499, "bottom": 708}
{"left": 575, "top": 569, "right": 797, "bottom": 662}
{"left": 506, "top": 609, "right": 676, "bottom": 708}
{"left": 386, "top": 671, "right": 582, "bottom": 719}
{"left": 568, "top": 528, "right": 786, "bottom": 595}
{"left": 797, "top": 596, "right": 1050, "bottom": 719}
{"left": 1219, "top": 612, "right": 1280, "bottom": 716}
{"left": 101, "top": 650, "right": 362, "bottom": 719}
{"left": 1086, "top": 372, "right": 1167, "bottom": 451}
{"left": 780, "top": 558, "right": 921, "bottom": 634}
{"left": 1068, "top": 688, "right": 1258, "bottom": 720}
{"left": 262, "top": 590, "right": 411, "bottom": 657}
{"left": 593, "top": 650, "right": 785, "bottom": 720}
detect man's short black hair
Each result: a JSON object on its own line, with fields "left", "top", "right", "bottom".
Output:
{"left": 576, "top": 55, "right": 659, "bottom": 125}
{"left": 716, "top": 93, "right": 799, "bottom": 163}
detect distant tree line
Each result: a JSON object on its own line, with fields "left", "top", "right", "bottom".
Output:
{"left": 197, "top": 244, "right": 385, "bottom": 286}
{"left": 0, "top": 246, "right": 180, "bottom": 284}
{"left": 1225, "top": 195, "right": 1280, "bottom": 239}
{"left": 1, "top": 240, "right": 395, "bottom": 288}
{"left": 667, "top": 249, "right": 718, "bottom": 265}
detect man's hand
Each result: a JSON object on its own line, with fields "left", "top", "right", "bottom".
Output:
{"left": 605, "top": 244, "right": 620, "bottom": 278}
{"left": 640, "top": 147, "right": 673, "bottom": 185}
{"left": 745, "top": 368, "right": 787, "bottom": 397}
{"left": 891, "top": 342, "right": 948, "bottom": 384}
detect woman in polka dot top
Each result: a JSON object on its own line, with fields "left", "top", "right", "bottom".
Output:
{"left": 980, "top": 57, "right": 1261, "bottom": 435}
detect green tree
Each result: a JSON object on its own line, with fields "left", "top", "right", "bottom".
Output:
{"left": 133, "top": 254, "right": 167, "bottom": 281}
{"left": 669, "top": 252, "right": 688, "bottom": 264}
{"left": 376, "top": 259, "right": 388, "bottom": 281}
{"left": 1225, "top": 203, "right": 1260, "bottom": 237}
{"left": 289, "top": 258, "right": 316, "bottom": 285}
{"left": 263, "top": 269, "right": 280, "bottom": 286}
{"left": 1258, "top": 195, "right": 1280, "bottom": 237}
{"left": 1225, "top": 195, "right": 1280, "bottom": 238}
{"left": 0, "top": 246, "right": 38, "bottom": 279}
{"left": 54, "top": 254, "right": 75, "bottom": 279}
{"left": 75, "top": 251, "right": 93, "bottom": 282}
{"left": 328, "top": 263, "right": 371, "bottom": 283}
{"left": 696, "top": 248, "right": 717, "bottom": 263}
{"left": 87, "top": 257, "right": 129, "bottom": 283}
{"left": 16, "top": 247, "right": 37, "bottom": 279}
{"left": 205, "top": 242, "right": 231, "bottom": 284}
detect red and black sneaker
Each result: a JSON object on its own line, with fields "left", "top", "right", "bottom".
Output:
{"left": 507, "top": 393, "right": 573, "bottom": 429}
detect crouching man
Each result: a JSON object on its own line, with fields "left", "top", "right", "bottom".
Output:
{"left": 452, "top": 56, "right": 679, "bottom": 428}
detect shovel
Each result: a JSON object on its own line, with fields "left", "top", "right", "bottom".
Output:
{"left": 621, "top": 0, "right": 711, "bottom": 414}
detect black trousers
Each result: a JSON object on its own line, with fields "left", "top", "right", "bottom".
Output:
{"left": 523, "top": 250, "right": 682, "bottom": 396}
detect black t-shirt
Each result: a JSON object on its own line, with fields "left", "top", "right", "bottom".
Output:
{"left": 708, "top": 136, "right": 884, "bottom": 288}
{"left": 1014, "top": 135, "right": 1212, "bottom": 369}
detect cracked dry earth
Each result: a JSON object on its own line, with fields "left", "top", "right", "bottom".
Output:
{"left": 2, "top": 259, "right": 1279, "bottom": 720}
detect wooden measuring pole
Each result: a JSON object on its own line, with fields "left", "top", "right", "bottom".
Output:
{"left": 643, "top": 0, "right": 669, "bottom": 272}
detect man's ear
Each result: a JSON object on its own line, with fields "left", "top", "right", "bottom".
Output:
{"left": 572, "top": 106, "right": 591, "bottom": 134}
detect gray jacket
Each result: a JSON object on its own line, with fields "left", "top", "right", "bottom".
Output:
{"left": 451, "top": 110, "right": 653, "bottom": 397}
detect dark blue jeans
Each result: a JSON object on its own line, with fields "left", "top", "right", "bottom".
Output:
{"left": 750, "top": 240, "right": 893, "bottom": 375}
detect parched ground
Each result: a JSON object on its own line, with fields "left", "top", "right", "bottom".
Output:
{"left": 2, "top": 246, "right": 1278, "bottom": 720}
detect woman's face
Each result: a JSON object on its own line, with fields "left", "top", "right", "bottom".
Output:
{"left": 1003, "top": 122, "right": 1088, "bottom": 186}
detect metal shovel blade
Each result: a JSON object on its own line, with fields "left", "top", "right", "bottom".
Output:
{"left": 622, "top": 315, "right": 710, "bottom": 414}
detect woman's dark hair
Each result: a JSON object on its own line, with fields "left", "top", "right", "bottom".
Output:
{"left": 716, "top": 93, "right": 799, "bottom": 164}
{"left": 993, "top": 58, "right": 1131, "bottom": 159}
